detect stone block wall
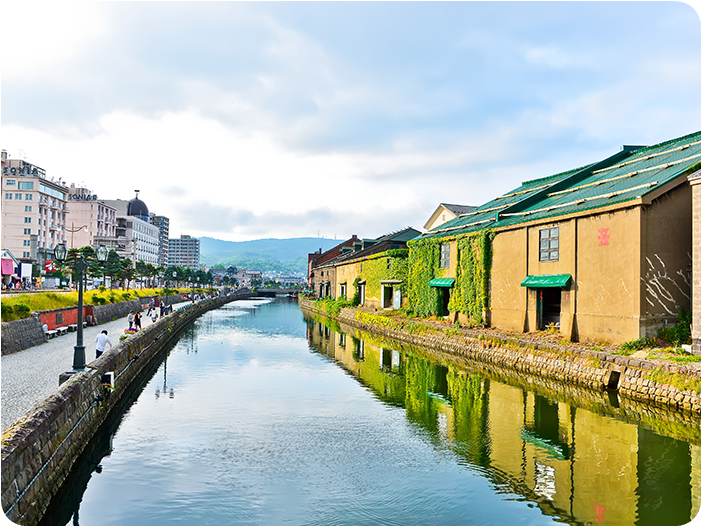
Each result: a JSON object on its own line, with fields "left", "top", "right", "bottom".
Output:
{"left": 0, "top": 316, "right": 46, "bottom": 356}
{"left": 300, "top": 298, "right": 701, "bottom": 415}
{"left": 690, "top": 171, "right": 701, "bottom": 354}
{"left": 91, "top": 299, "right": 143, "bottom": 325}
{"left": 1, "top": 292, "right": 250, "bottom": 525}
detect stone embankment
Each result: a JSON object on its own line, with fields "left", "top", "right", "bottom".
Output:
{"left": 1, "top": 291, "right": 250, "bottom": 525}
{"left": 300, "top": 299, "right": 701, "bottom": 416}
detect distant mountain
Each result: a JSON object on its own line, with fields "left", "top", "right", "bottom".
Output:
{"left": 199, "top": 237, "right": 342, "bottom": 274}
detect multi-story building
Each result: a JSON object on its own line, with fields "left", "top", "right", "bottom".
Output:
{"left": 1, "top": 150, "right": 68, "bottom": 265}
{"left": 103, "top": 193, "right": 159, "bottom": 265}
{"left": 149, "top": 213, "right": 170, "bottom": 267}
{"left": 64, "top": 184, "right": 117, "bottom": 249}
{"left": 168, "top": 235, "right": 200, "bottom": 269}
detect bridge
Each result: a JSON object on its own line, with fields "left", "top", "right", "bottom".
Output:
{"left": 254, "top": 287, "right": 300, "bottom": 297}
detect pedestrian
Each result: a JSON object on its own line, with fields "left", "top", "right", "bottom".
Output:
{"left": 95, "top": 330, "right": 113, "bottom": 358}
{"left": 151, "top": 311, "right": 158, "bottom": 324}
{"left": 128, "top": 311, "right": 134, "bottom": 330}
{"left": 134, "top": 311, "right": 142, "bottom": 330}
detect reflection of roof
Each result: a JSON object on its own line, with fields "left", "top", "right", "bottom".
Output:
{"left": 418, "top": 131, "right": 701, "bottom": 240}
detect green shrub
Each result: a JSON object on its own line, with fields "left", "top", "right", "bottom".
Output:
{"left": 91, "top": 294, "right": 101, "bottom": 305}
{"left": 619, "top": 337, "right": 656, "bottom": 353}
{"left": 657, "top": 308, "right": 692, "bottom": 346}
{"left": 10, "top": 304, "right": 31, "bottom": 320}
{"left": 1, "top": 304, "right": 15, "bottom": 322}
{"left": 121, "top": 292, "right": 132, "bottom": 301}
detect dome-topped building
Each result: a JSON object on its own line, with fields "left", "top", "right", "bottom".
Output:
{"left": 127, "top": 190, "right": 149, "bottom": 221}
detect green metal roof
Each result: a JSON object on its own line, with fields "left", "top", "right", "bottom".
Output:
{"left": 416, "top": 132, "right": 701, "bottom": 241}
{"left": 428, "top": 277, "right": 455, "bottom": 287}
{"left": 520, "top": 274, "right": 572, "bottom": 288}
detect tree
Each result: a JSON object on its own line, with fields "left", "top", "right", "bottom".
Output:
{"left": 103, "top": 250, "right": 123, "bottom": 289}
{"left": 119, "top": 258, "right": 136, "bottom": 289}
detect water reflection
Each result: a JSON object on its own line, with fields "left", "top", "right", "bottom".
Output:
{"left": 305, "top": 312, "right": 701, "bottom": 526}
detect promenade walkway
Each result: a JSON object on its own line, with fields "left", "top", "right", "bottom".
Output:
{"left": 1, "top": 303, "right": 191, "bottom": 431}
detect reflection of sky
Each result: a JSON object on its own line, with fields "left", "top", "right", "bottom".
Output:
{"left": 72, "top": 299, "right": 561, "bottom": 526}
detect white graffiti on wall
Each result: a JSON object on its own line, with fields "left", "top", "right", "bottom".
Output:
{"left": 641, "top": 254, "right": 690, "bottom": 316}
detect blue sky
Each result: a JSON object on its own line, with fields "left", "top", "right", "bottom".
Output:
{"left": 2, "top": 1, "right": 700, "bottom": 242}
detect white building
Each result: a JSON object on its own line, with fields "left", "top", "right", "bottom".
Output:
{"left": 103, "top": 193, "right": 159, "bottom": 265}
{"left": 168, "top": 235, "right": 200, "bottom": 269}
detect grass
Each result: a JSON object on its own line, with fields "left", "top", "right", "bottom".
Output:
{"left": 1, "top": 287, "right": 193, "bottom": 322}
{"left": 645, "top": 368, "right": 701, "bottom": 395}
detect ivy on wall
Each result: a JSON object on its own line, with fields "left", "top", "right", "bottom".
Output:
{"left": 354, "top": 249, "right": 410, "bottom": 300}
{"left": 406, "top": 238, "right": 443, "bottom": 317}
{"left": 448, "top": 230, "right": 495, "bottom": 326}
{"left": 407, "top": 231, "right": 494, "bottom": 321}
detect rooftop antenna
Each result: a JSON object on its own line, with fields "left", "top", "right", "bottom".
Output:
{"left": 135, "top": 190, "right": 140, "bottom": 199}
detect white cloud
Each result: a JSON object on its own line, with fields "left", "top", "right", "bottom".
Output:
{"left": 1, "top": 2, "right": 109, "bottom": 79}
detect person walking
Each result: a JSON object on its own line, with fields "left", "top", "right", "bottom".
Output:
{"left": 128, "top": 311, "right": 134, "bottom": 330}
{"left": 95, "top": 330, "right": 113, "bottom": 358}
{"left": 134, "top": 311, "right": 142, "bottom": 330}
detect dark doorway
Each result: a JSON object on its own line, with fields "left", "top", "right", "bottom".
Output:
{"left": 383, "top": 286, "right": 393, "bottom": 308}
{"left": 540, "top": 288, "right": 561, "bottom": 328}
{"left": 439, "top": 288, "right": 450, "bottom": 316}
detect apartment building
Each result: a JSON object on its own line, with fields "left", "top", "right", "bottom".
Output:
{"left": 64, "top": 184, "right": 118, "bottom": 249}
{"left": 168, "top": 235, "right": 200, "bottom": 269}
{"left": 149, "top": 213, "right": 170, "bottom": 267}
{"left": 1, "top": 150, "right": 68, "bottom": 265}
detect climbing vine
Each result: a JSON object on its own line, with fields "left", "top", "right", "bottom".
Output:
{"left": 355, "top": 249, "right": 410, "bottom": 300}
{"left": 448, "top": 230, "right": 495, "bottom": 326}
{"left": 407, "top": 230, "right": 494, "bottom": 321}
{"left": 406, "top": 238, "right": 443, "bottom": 317}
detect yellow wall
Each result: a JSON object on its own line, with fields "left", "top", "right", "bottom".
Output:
{"left": 575, "top": 207, "right": 642, "bottom": 343}
{"left": 490, "top": 229, "right": 528, "bottom": 331}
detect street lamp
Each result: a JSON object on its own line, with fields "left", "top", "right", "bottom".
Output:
{"left": 54, "top": 243, "right": 108, "bottom": 372}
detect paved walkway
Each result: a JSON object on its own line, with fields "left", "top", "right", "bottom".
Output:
{"left": 1, "top": 303, "right": 191, "bottom": 432}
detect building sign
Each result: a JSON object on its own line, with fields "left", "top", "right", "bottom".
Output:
{"left": 44, "top": 260, "right": 57, "bottom": 272}
{"left": 68, "top": 193, "right": 98, "bottom": 201}
{"left": 598, "top": 228, "right": 610, "bottom": 246}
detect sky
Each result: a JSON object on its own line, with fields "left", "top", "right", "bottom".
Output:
{"left": 1, "top": 1, "right": 700, "bottom": 242}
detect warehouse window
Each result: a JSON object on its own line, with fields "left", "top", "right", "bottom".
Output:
{"left": 440, "top": 244, "right": 451, "bottom": 268}
{"left": 539, "top": 227, "right": 559, "bottom": 262}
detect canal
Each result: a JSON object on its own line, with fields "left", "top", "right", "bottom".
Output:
{"left": 41, "top": 297, "right": 700, "bottom": 525}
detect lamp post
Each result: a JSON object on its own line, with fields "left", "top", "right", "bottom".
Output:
{"left": 55, "top": 243, "right": 108, "bottom": 372}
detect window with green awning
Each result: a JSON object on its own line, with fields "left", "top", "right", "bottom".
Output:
{"left": 520, "top": 274, "right": 572, "bottom": 288}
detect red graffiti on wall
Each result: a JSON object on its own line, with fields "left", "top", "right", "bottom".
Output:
{"left": 598, "top": 228, "right": 610, "bottom": 246}
{"left": 594, "top": 500, "right": 606, "bottom": 523}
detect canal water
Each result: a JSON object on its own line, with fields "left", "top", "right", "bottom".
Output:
{"left": 42, "top": 297, "right": 700, "bottom": 526}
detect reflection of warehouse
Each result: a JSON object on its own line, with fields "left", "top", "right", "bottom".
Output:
{"left": 305, "top": 316, "right": 701, "bottom": 525}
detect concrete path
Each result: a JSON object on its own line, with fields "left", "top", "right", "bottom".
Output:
{"left": 1, "top": 303, "right": 191, "bottom": 432}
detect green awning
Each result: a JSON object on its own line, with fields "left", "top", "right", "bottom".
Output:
{"left": 520, "top": 274, "right": 572, "bottom": 288}
{"left": 428, "top": 278, "right": 455, "bottom": 287}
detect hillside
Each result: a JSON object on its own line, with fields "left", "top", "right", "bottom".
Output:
{"left": 199, "top": 237, "right": 342, "bottom": 274}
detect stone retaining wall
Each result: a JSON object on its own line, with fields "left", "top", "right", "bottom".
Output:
{"left": 0, "top": 316, "right": 46, "bottom": 356}
{"left": 300, "top": 299, "right": 701, "bottom": 415}
{"left": 90, "top": 300, "right": 143, "bottom": 325}
{"left": 1, "top": 291, "right": 251, "bottom": 525}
